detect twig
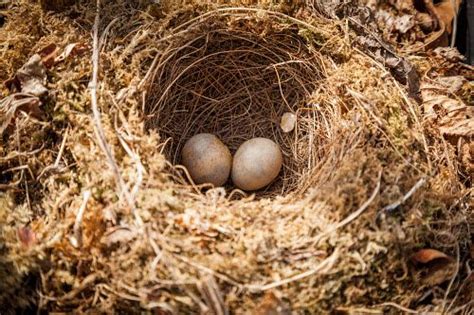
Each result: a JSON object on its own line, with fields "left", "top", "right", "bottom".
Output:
{"left": 377, "top": 302, "right": 418, "bottom": 314}
{"left": 382, "top": 177, "right": 426, "bottom": 212}
{"left": 69, "top": 190, "right": 91, "bottom": 248}
{"left": 0, "top": 145, "right": 44, "bottom": 162}
{"left": 38, "top": 128, "right": 69, "bottom": 179}
{"left": 450, "top": 0, "right": 459, "bottom": 48}
{"left": 89, "top": 0, "right": 142, "bottom": 226}
{"left": 54, "top": 127, "right": 68, "bottom": 167}
{"left": 347, "top": 17, "right": 397, "bottom": 55}
{"left": 245, "top": 249, "right": 339, "bottom": 292}
{"left": 443, "top": 243, "right": 460, "bottom": 312}
{"left": 23, "top": 169, "right": 31, "bottom": 212}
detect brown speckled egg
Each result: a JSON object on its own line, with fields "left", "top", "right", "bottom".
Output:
{"left": 181, "top": 133, "right": 232, "bottom": 187}
{"left": 232, "top": 138, "right": 283, "bottom": 191}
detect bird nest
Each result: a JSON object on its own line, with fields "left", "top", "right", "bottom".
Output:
{"left": 1, "top": 1, "right": 472, "bottom": 314}
{"left": 145, "top": 10, "right": 338, "bottom": 196}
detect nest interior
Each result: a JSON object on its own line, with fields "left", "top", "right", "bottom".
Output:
{"left": 146, "top": 13, "right": 333, "bottom": 196}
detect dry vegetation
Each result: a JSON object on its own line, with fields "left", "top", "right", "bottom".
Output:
{"left": 0, "top": 0, "right": 472, "bottom": 314}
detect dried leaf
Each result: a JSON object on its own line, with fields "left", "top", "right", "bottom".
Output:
{"left": 412, "top": 248, "right": 452, "bottom": 263}
{"left": 35, "top": 43, "right": 89, "bottom": 69}
{"left": 38, "top": 43, "right": 60, "bottom": 68}
{"left": 416, "top": 13, "right": 435, "bottom": 32}
{"left": 439, "top": 117, "right": 474, "bottom": 137}
{"left": 0, "top": 94, "right": 41, "bottom": 134}
{"left": 432, "top": 0, "right": 461, "bottom": 34}
{"left": 5, "top": 54, "right": 48, "bottom": 96}
{"left": 55, "top": 43, "right": 89, "bottom": 63}
{"left": 435, "top": 76, "right": 467, "bottom": 94}
{"left": 375, "top": 11, "right": 414, "bottom": 34}
{"left": 421, "top": 81, "right": 474, "bottom": 137}
{"left": 280, "top": 112, "right": 296, "bottom": 133}
{"left": 434, "top": 47, "right": 465, "bottom": 62}
{"left": 391, "top": 0, "right": 414, "bottom": 12}
{"left": 354, "top": 33, "right": 421, "bottom": 100}
{"left": 17, "top": 227, "right": 37, "bottom": 248}
{"left": 390, "top": 57, "right": 421, "bottom": 101}
{"left": 394, "top": 15, "right": 414, "bottom": 34}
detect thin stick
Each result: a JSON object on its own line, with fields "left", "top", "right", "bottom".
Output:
{"left": 450, "top": 0, "right": 458, "bottom": 48}
{"left": 89, "top": 0, "right": 142, "bottom": 226}
{"left": 245, "top": 249, "right": 339, "bottom": 292}
{"left": 443, "top": 243, "right": 460, "bottom": 312}
{"left": 54, "top": 128, "right": 68, "bottom": 167}
{"left": 377, "top": 302, "right": 418, "bottom": 314}
{"left": 69, "top": 190, "right": 91, "bottom": 248}
{"left": 382, "top": 177, "right": 426, "bottom": 212}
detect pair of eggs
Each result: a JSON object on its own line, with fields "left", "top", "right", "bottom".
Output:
{"left": 181, "top": 133, "right": 283, "bottom": 191}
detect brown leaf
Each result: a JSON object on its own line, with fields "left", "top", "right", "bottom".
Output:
{"left": 38, "top": 43, "right": 60, "bottom": 68}
{"left": 253, "top": 292, "right": 291, "bottom": 315}
{"left": 421, "top": 81, "right": 474, "bottom": 137}
{"left": 435, "top": 76, "right": 467, "bottom": 94}
{"left": 434, "top": 47, "right": 466, "bottom": 62}
{"left": 17, "top": 227, "right": 37, "bottom": 248}
{"left": 280, "top": 112, "right": 296, "bottom": 133}
{"left": 416, "top": 13, "right": 436, "bottom": 32}
{"left": 433, "top": 0, "right": 462, "bottom": 34}
{"left": 55, "top": 43, "right": 89, "bottom": 63}
{"left": 0, "top": 94, "right": 41, "bottom": 134}
{"left": 411, "top": 248, "right": 452, "bottom": 263}
{"left": 391, "top": 0, "right": 414, "bottom": 12}
{"left": 5, "top": 54, "right": 48, "bottom": 96}
{"left": 439, "top": 117, "right": 474, "bottom": 137}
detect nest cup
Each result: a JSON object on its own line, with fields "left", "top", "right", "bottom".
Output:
{"left": 146, "top": 10, "right": 335, "bottom": 196}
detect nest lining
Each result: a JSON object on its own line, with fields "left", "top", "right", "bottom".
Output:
{"left": 145, "top": 12, "right": 338, "bottom": 196}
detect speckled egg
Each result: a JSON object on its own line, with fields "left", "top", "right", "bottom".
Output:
{"left": 181, "top": 133, "right": 232, "bottom": 187}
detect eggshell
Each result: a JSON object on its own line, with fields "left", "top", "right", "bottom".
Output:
{"left": 181, "top": 133, "right": 232, "bottom": 186}
{"left": 232, "top": 138, "right": 283, "bottom": 191}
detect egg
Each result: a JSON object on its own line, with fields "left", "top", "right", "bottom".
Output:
{"left": 232, "top": 138, "right": 283, "bottom": 191}
{"left": 181, "top": 133, "right": 232, "bottom": 187}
